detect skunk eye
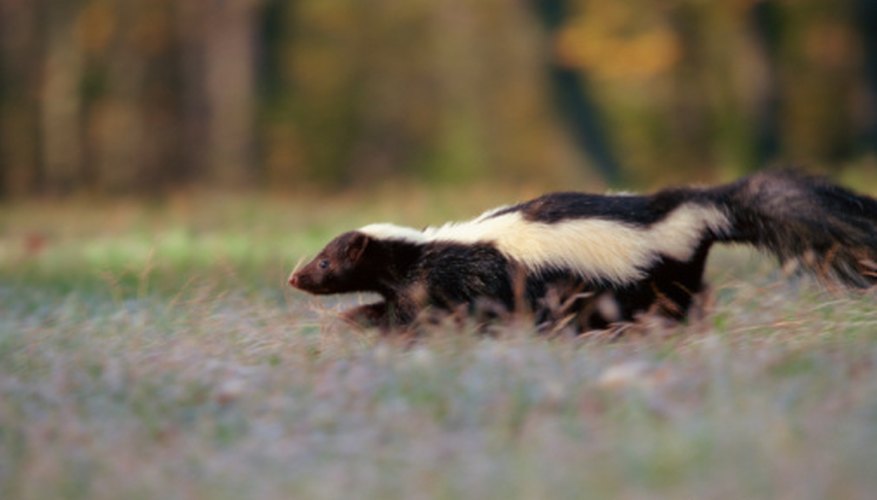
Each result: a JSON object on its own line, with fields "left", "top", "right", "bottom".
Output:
{"left": 318, "top": 259, "right": 329, "bottom": 269}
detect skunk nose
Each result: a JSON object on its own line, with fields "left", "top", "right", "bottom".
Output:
{"left": 288, "top": 274, "right": 299, "bottom": 287}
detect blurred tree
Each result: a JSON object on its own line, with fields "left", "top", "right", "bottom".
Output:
{"left": 531, "top": 0, "right": 622, "bottom": 185}
{"left": 781, "top": 1, "right": 859, "bottom": 166}
{"left": 0, "top": 0, "right": 42, "bottom": 196}
{"left": 176, "top": 0, "right": 211, "bottom": 187}
{"left": 749, "top": 0, "right": 782, "bottom": 169}
{"left": 257, "top": 0, "right": 299, "bottom": 186}
{"left": 666, "top": 1, "right": 713, "bottom": 175}
{"left": 203, "top": 0, "right": 258, "bottom": 187}
{"left": 856, "top": 0, "right": 877, "bottom": 153}
{"left": 284, "top": 0, "right": 364, "bottom": 185}
{"left": 41, "top": 0, "right": 85, "bottom": 193}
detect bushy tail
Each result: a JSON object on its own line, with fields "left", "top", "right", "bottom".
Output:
{"left": 713, "top": 169, "right": 877, "bottom": 288}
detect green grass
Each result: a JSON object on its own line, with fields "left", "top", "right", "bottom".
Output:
{"left": 2, "top": 191, "right": 877, "bottom": 499}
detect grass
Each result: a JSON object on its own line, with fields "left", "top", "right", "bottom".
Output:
{"left": 2, "top": 189, "right": 877, "bottom": 499}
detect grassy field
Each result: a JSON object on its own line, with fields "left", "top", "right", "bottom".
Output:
{"left": 2, "top": 190, "right": 877, "bottom": 500}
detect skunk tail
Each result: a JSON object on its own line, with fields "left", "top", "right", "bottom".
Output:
{"left": 712, "top": 170, "right": 877, "bottom": 288}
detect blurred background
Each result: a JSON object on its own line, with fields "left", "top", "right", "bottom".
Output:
{"left": 1, "top": 0, "right": 877, "bottom": 198}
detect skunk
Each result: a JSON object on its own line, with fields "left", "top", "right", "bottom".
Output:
{"left": 289, "top": 170, "right": 877, "bottom": 332}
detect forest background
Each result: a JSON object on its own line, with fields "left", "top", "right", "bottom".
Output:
{"left": 2, "top": 0, "right": 877, "bottom": 197}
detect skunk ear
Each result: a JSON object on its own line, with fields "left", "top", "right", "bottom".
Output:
{"left": 346, "top": 232, "right": 370, "bottom": 263}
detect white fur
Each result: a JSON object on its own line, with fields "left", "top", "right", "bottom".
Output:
{"left": 359, "top": 223, "right": 427, "bottom": 243}
{"left": 359, "top": 204, "right": 730, "bottom": 284}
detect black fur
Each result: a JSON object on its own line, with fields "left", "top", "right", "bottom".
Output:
{"left": 290, "top": 170, "right": 877, "bottom": 333}
{"left": 715, "top": 171, "right": 877, "bottom": 288}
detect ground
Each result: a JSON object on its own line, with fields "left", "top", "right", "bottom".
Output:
{"left": 1, "top": 189, "right": 876, "bottom": 499}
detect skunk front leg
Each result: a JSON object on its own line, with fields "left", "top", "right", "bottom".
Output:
{"left": 340, "top": 302, "right": 389, "bottom": 329}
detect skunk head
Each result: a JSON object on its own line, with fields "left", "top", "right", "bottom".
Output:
{"left": 289, "top": 231, "right": 371, "bottom": 294}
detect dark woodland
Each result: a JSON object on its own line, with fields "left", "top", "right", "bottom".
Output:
{"left": 1, "top": 0, "right": 876, "bottom": 197}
